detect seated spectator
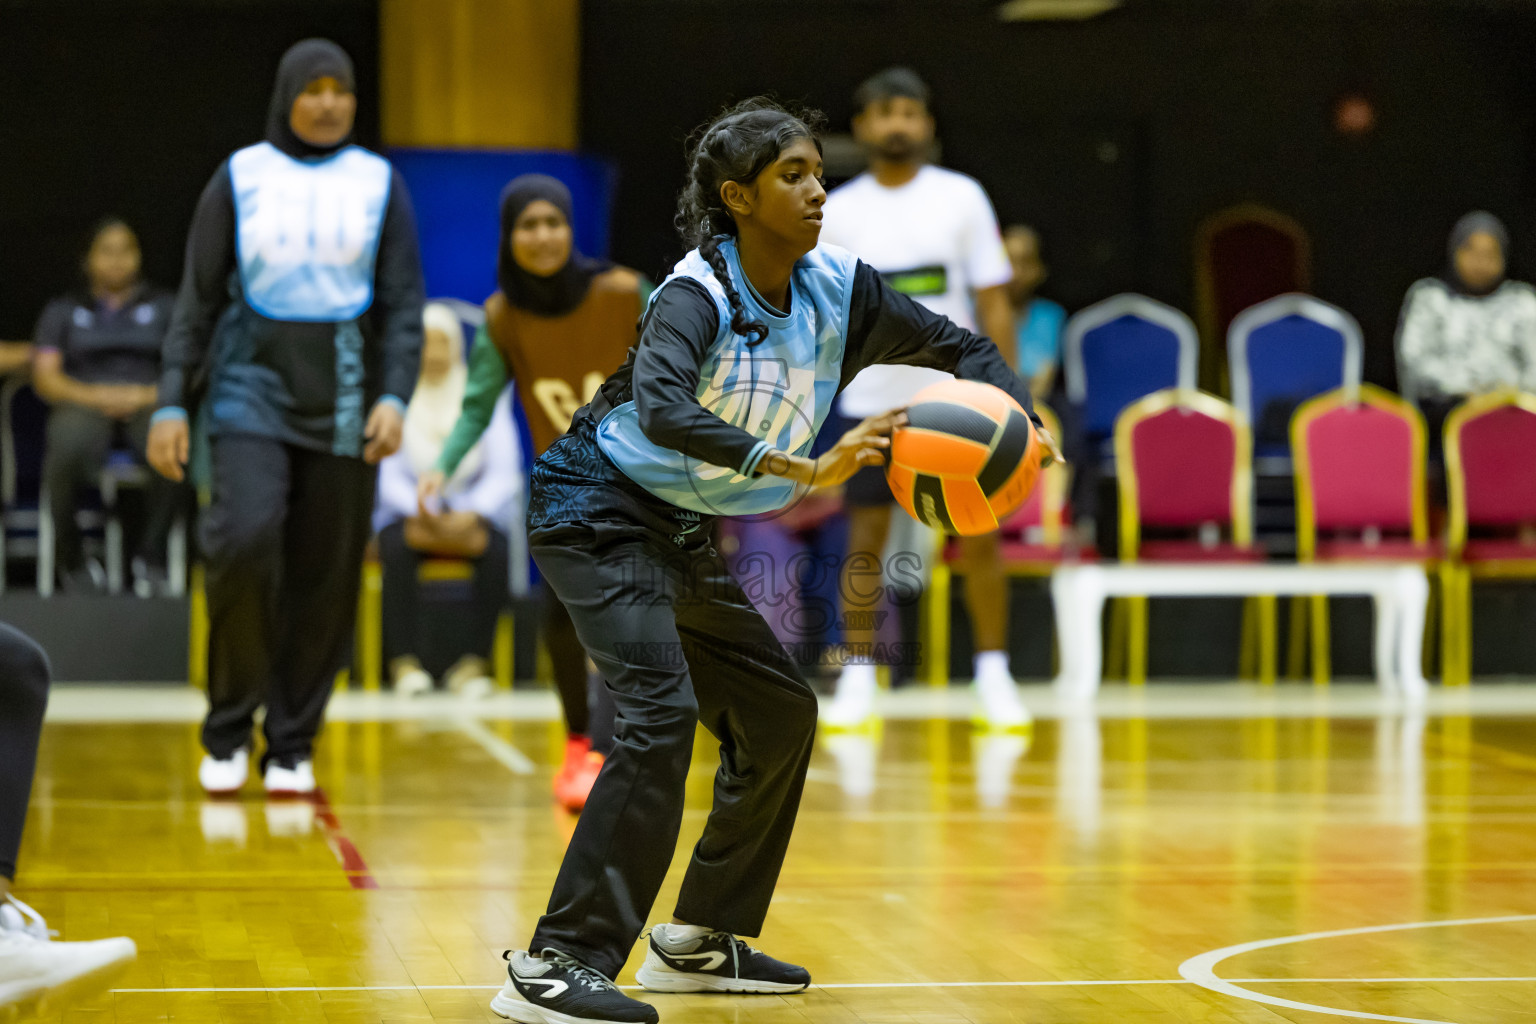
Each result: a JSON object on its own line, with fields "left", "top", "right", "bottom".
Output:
{"left": 1397, "top": 211, "right": 1536, "bottom": 444}
{"left": 32, "top": 218, "right": 178, "bottom": 593}
{"left": 1004, "top": 225, "right": 1066, "bottom": 400}
{"left": 374, "top": 303, "right": 519, "bottom": 696}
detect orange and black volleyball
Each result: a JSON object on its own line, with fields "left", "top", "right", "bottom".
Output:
{"left": 886, "top": 379, "right": 1042, "bottom": 536}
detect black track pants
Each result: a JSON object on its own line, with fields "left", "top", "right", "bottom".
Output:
{"left": 527, "top": 521, "right": 818, "bottom": 980}
{"left": 200, "top": 434, "right": 375, "bottom": 763}
{"left": 0, "top": 624, "right": 50, "bottom": 881}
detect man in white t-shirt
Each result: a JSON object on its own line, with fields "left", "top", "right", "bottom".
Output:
{"left": 820, "top": 67, "right": 1035, "bottom": 730}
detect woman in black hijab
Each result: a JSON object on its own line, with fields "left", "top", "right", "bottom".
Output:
{"left": 1397, "top": 210, "right": 1536, "bottom": 443}
{"left": 419, "top": 173, "right": 647, "bottom": 812}
{"left": 149, "top": 38, "right": 424, "bottom": 798}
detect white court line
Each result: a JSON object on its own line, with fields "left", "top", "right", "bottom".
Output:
{"left": 43, "top": 681, "right": 1536, "bottom": 724}
{"left": 109, "top": 976, "right": 1536, "bottom": 995}
{"left": 1179, "top": 914, "right": 1536, "bottom": 1023}
{"left": 454, "top": 718, "right": 537, "bottom": 775}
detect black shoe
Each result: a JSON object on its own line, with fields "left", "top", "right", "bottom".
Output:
{"left": 491, "top": 949, "right": 658, "bottom": 1024}
{"left": 635, "top": 926, "right": 811, "bottom": 994}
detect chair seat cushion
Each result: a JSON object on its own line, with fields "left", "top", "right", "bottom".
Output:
{"left": 1462, "top": 538, "right": 1536, "bottom": 563}
{"left": 1311, "top": 539, "right": 1442, "bottom": 561}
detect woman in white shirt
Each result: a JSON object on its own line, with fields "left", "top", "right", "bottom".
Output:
{"left": 1397, "top": 211, "right": 1536, "bottom": 442}
{"left": 374, "top": 303, "right": 520, "bottom": 695}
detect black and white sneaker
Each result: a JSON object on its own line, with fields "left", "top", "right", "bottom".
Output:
{"left": 490, "top": 948, "right": 658, "bottom": 1024}
{"left": 635, "top": 925, "right": 811, "bottom": 994}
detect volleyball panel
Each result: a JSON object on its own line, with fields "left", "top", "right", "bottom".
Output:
{"left": 890, "top": 422, "right": 993, "bottom": 478}
{"left": 941, "top": 477, "right": 1000, "bottom": 536}
{"left": 908, "top": 473, "right": 954, "bottom": 533}
{"left": 887, "top": 461, "right": 917, "bottom": 514}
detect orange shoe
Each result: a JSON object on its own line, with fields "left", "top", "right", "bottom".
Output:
{"left": 553, "top": 735, "right": 605, "bottom": 813}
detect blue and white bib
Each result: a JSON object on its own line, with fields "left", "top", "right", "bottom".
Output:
{"left": 596, "top": 239, "right": 856, "bottom": 516}
{"left": 228, "top": 142, "right": 392, "bottom": 322}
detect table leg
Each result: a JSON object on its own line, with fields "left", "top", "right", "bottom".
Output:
{"left": 1396, "top": 567, "right": 1430, "bottom": 705}
{"left": 1372, "top": 587, "right": 1399, "bottom": 698}
{"left": 1074, "top": 567, "right": 1106, "bottom": 704}
{"left": 1051, "top": 568, "right": 1079, "bottom": 695}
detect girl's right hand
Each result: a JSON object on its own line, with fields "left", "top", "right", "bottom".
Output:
{"left": 417, "top": 469, "right": 446, "bottom": 514}
{"left": 817, "top": 409, "right": 907, "bottom": 487}
{"left": 764, "top": 409, "right": 906, "bottom": 489}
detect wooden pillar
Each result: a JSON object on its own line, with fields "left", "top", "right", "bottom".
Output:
{"left": 381, "top": 0, "right": 578, "bottom": 150}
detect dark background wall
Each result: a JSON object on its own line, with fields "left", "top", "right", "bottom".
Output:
{"left": 0, "top": 0, "right": 378, "bottom": 341}
{"left": 581, "top": 0, "right": 1536, "bottom": 388}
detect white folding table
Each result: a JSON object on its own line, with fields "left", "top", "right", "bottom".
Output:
{"left": 1049, "top": 564, "right": 1430, "bottom": 704}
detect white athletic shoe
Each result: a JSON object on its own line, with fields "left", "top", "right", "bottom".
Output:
{"left": 0, "top": 896, "right": 136, "bottom": 1018}
{"left": 394, "top": 667, "right": 433, "bottom": 698}
{"left": 198, "top": 749, "right": 249, "bottom": 796}
{"left": 263, "top": 759, "right": 315, "bottom": 797}
{"left": 821, "top": 663, "right": 877, "bottom": 729}
{"left": 973, "top": 670, "right": 1032, "bottom": 732}
{"left": 446, "top": 657, "right": 495, "bottom": 699}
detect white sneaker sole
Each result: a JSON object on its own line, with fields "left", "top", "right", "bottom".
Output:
{"left": 489, "top": 979, "right": 655, "bottom": 1024}
{"left": 635, "top": 962, "right": 809, "bottom": 994}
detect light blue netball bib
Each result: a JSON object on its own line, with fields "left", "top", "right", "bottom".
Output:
{"left": 228, "top": 142, "right": 391, "bottom": 322}
{"left": 596, "top": 239, "right": 855, "bottom": 516}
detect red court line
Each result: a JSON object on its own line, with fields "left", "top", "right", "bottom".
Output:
{"left": 311, "top": 788, "right": 378, "bottom": 890}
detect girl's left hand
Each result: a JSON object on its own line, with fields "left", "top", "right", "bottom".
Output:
{"left": 364, "top": 401, "right": 405, "bottom": 464}
{"left": 1036, "top": 425, "right": 1065, "bottom": 467}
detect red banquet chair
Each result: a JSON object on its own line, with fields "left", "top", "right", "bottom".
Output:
{"left": 1290, "top": 385, "right": 1438, "bottom": 684}
{"left": 1113, "top": 388, "right": 1269, "bottom": 684}
{"left": 1442, "top": 389, "right": 1536, "bottom": 685}
{"left": 924, "top": 403, "right": 1092, "bottom": 686}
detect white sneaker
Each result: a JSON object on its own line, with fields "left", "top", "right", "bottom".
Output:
{"left": 445, "top": 657, "right": 494, "bottom": 699}
{"left": 0, "top": 896, "right": 136, "bottom": 1017}
{"left": 821, "top": 663, "right": 877, "bottom": 729}
{"left": 263, "top": 759, "right": 315, "bottom": 797}
{"left": 973, "top": 670, "right": 1032, "bottom": 732}
{"left": 394, "top": 667, "right": 433, "bottom": 698}
{"left": 198, "top": 749, "right": 249, "bottom": 795}
{"left": 451, "top": 674, "right": 494, "bottom": 700}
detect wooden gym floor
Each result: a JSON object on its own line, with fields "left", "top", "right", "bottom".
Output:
{"left": 17, "top": 683, "right": 1536, "bottom": 1023}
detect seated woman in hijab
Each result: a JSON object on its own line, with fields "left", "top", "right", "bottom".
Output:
{"left": 1397, "top": 211, "right": 1536, "bottom": 445}
{"left": 374, "top": 303, "right": 519, "bottom": 697}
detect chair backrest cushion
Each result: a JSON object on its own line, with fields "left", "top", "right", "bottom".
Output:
{"left": 1128, "top": 407, "right": 1236, "bottom": 527}
{"left": 1079, "top": 315, "right": 1183, "bottom": 439}
{"left": 1458, "top": 404, "right": 1536, "bottom": 526}
{"left": 1301, "top": 403, "right": 1416, "bottom": 532}
{"left": 1243, "top": 315, "right": 1347, "bottom": 446}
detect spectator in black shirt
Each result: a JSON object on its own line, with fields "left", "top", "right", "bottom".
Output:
{"left": 32, "top": 218, "right": 179, "bottom": 592}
